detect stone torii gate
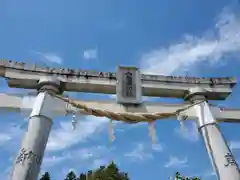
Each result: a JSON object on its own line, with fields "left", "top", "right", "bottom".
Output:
{"left": 0, "top": 60, "right": 240, "bottom": 180}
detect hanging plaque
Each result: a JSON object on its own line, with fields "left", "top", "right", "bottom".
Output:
{"left": 116, "top": 66, "right": 142, "bottom": 104}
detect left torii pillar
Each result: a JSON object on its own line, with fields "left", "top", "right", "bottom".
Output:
{"left": 10, "top": 77, "right": 62, "bottom": 180}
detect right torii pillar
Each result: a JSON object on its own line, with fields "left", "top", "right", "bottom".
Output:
{"left": 185, "top": 88, "right": 240, "bottom": 180}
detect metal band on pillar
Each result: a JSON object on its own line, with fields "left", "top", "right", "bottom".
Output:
{"left": 10, "top": 77, "right": 62, "bottom": 180}
{"left": 185, "top": 87, "right": 240, "bottom": 180}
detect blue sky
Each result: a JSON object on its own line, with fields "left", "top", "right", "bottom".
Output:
{"left": 0, "top": 0, "right": 240, "bottom": 179}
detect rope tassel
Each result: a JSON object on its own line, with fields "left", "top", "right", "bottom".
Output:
{"left": 148, "top": 121, "right": 157, "bottom": 144}
{"left": 108, "top": 119, "right": 116, "bottom": 143}
{"left": 71, "top": 112, "right": 78, "bottom": 130}
{"left": 177, "top": 114, "right": 187, "bottom": 133}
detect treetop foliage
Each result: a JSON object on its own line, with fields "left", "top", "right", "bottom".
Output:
{"left": 39, "top": 162, "right": 200, "bottom": 180}
{"left": 39, "top": 161, "right": 129, "bottom": 180}
{"left": 39, "top": 172, "right": 50, "bottom": 180}
{"left": 174, "top": 172, "right": 200, "bottom": 180}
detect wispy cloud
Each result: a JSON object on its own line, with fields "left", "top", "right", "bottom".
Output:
{"left": 0, "top": 134, "right": 11, "bottom": 145}
{"left": 92, "top": 159, "right": 109, "bottom": 169}
{"left": 140, "top": 6, "right": 240, "bottom": 75}
{"left": 108, "top": 94, "right": 154, "bottom": 102}
{"left": 42, "top": 154, "right": 72, "bottom": 168}
{"left": 46, "top": 116, "right": 108, "bottom": 151}
{"left": 174, "top": 121, "right": 199, "bottom": 142}
{"left": 201, "top": 169, "right": 216, "bottom": 179}
{"left": 124, "top": 143, "right": 153, "bottom": 161}
{"left": 83, "top": 49, "right": 98, "bottom": 60}
{"left": 34, "top": 51, "right": 63, "bottom": 64}
{"left": 2, "top": 167, "right": 12, "bottom": 180}
{"left": 229, "top": 140, "right": 240, "bottom": 150}
{"left": 164, "top": 156, "right": 188, "bottom": 168}
{"left": 124, "top": 142, "right": 163, "bottom": 161}
{"left": 152, "top": 143, "right": 164, "bottom": 152}
{"left": 0, "top": 123, "right": 24, "bottom": 148}
{"left": 42, "top": 145, "right": 113, "bottom": 170}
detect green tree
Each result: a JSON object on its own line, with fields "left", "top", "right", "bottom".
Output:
{"left": 77, "top": 173, "right": 86, "bottom": 180}
{"left": 90, "top": 166, "right": 106, "bottom": 180}
{"left": 39, "top": 172, "right": 51, "bottom": 180}
{"left": 105, "top": 161, "right": 119, "bottom": 179}
{"left": 174, "top": 172, "right": 200, "bottom": 180}
{"left": 65, "top": 171, "right": 77, "bottom": 180}
{"left": 77, "top": 161, "right": 130, "bottom": 180}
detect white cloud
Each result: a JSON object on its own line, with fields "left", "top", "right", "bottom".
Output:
{"left": 42, "top": 154, "right": 72, "bottom": 168}
{"left": 124, "top": 143, "right": 153, "bottom": 161}
{"left": 108, "top": 94, "right": 117, "bottom": 100}
{"left": 74, "top": 145, "right": 113, "bottom": 160}
{"left": 2, "top": 167, "right": 12, "bottom": 180}
{"left": 174, "top": 121, "right": 199, "bottom": 142}
{"left": 201, "top": 169, "right": 216, "bottom": 179}
{"left": 164, "top": 156, "right": 188, "bottom": 168}
{"left": 34, "top": 51, "right": 63, "bottom": 64}
{"left": 42, "top": 54, "right": 63, "bottom": 64}
{"left": 0, "top": 123, "right": 24, "bottom": 148}
{"left": 140, "top": 6, "right": 240, "bottom": 75}
{"left": 92, "top": 159, "right": 108, "bottom": 169}
{"left": 0, "top": 134, "right": 11, "bottom": 145}
{"left": 42, "top": 145, "right": 113, "bottom": 170}
{"left": 46, "top": 116, "right": 108, "bottom": 151}
{"left": 229, "top": 140, "right": 240, "bottom": 150}
{"left": 108, "top": 94, "right": 152, "bottom": 102}
{"left": 152, "top": 143, "right": 163, "bottom": 152}
{"left": 124, "top": 142, "right": 163, "bottom": 161}
{"left": 83, "top": 49, "right": 98, "bottom": 60}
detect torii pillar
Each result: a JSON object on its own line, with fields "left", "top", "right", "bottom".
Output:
{"left": 10, "top": 77, "right": 62, "bottom": 180}
{"left": 185, "top": 88, "right": 240, "bottom": 180}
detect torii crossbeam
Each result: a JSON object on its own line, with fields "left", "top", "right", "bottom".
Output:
{"left": 0, "top": 93, "right": 240, "bottom": 123}
{"left": 0, "top": 60, "right": 239, "bottom": 180}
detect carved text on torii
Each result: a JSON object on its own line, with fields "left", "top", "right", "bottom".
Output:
{"left": 224, "top": 153, "right": 237, "bottom": 167}
{"left": 125, "top": 72, "right": 134, "bottom": 97}
{"left": 15, "top": 148, "right": 42, "bottom": 166}
{"left": 0, "top": 60, "right": 235, "bottom": 86}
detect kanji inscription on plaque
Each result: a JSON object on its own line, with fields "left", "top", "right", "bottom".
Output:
{"left": 116, "top": 66, "right": 142, "bottom": 104}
